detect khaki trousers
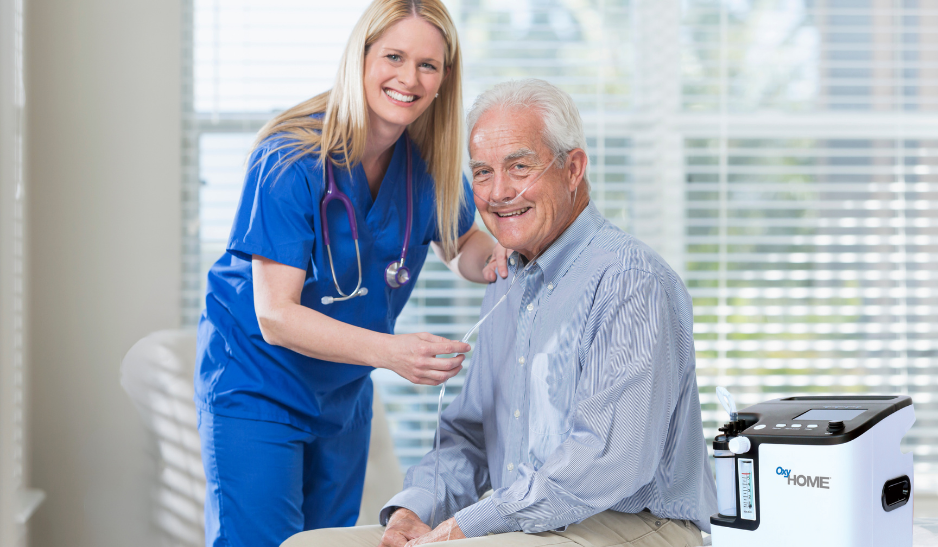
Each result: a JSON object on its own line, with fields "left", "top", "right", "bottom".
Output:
{"left": 281, "top": 510, "right": 703, "bottom": 547}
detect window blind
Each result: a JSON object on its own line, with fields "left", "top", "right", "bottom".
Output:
{"left": 182, "top": 0, "right": 938, "bottom": 490}
{"left": 681, "top": 0, "right": 938, "bottom": 492}
{"left": 1, "top": 0, "right": 42, "bottom": 540}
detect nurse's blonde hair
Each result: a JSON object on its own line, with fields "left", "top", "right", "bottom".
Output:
{"left": 252, "top": 0, "right": 465, "bottom": 260}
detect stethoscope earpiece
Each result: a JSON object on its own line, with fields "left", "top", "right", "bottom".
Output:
{"left": 321, "top": 287, "right": 368, "bottom": 306}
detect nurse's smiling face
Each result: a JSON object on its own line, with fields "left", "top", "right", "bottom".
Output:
{"left": 363, "top": 17, "right": 447, "bottom": 135}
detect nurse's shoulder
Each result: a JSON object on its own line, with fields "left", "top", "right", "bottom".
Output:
{"left": 245, "top": 133, "right": 325, "bottom": 204}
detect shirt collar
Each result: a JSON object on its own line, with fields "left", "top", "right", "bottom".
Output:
{"left": 508, "top": 200, "right": 605, "bottom": 284}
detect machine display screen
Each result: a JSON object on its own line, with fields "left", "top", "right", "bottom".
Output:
{"left": 794, "top": 409, "right": 867, "bottom": 421}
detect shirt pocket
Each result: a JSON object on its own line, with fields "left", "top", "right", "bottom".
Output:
{"left": 528, "top": 351, "right": 577, "bottom": 466}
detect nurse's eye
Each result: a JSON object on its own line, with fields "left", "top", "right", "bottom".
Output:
{"left": 419, "top": 62, "right": 439, "bottom": 72}
{"left": 386, "top": 54, "right": 402, "bottom": 62}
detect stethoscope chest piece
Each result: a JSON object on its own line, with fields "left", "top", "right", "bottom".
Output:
{"left": 385, "top": 261, "right": 411, "bottom": 289}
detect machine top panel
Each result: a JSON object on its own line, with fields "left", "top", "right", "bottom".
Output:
{"left": 736, "top": 395, "right": 912, "bottom": 445}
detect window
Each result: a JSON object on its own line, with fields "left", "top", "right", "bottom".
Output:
{"left": 183, "top": 0, "right": 938, "bottom": 488}
{"left": 1, "top": 0, "right": 44, "bottom": 541}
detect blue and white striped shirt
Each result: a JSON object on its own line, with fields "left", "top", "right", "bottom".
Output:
{"left": 382, "top": 201, "right": 718, "bottom": 537}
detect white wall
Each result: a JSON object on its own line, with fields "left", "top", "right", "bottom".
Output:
{"left": 25, "top": 0, "right": 182, "bottom": 544}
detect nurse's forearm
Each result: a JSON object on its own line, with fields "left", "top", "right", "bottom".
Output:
{"left": 258, "top": 301, "right": 391, "bottom": 366}
{"left": 437, "top": 225, "right": 496, "bottom": 284}
{"left": 253, "top": 255, "right": 467, "bottom": 384}
{"left": 260, "top": 304, "right": 467, "bottom": 384}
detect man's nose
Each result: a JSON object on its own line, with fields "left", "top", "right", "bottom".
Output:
{"left": 487, "top": 172, "right": 517, "bottom": 204}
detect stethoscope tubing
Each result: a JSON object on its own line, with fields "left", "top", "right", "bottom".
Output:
{"left": 320, "top": 136, "right": 413, "bottom": 304}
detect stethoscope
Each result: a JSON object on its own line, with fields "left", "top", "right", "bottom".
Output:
{"left": 319, "top": 137, "right": 413, "bottom": 305}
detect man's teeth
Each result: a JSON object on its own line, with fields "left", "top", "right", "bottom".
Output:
{"left": 385, "top": 89, "right": 416, "bottom": 103}
{"left": 496, "top": 207, "right": 530, "bottom": 218}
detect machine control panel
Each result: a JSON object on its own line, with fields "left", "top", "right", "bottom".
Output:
{"left": 748, "top": 421, "right": 846, "bottom": 435}
{"left": 734, "top": 395, "right": 912, "bottom": 445}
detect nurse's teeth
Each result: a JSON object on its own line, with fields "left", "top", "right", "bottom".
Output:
{"left": 385, "top": 89, "right": 416, "bottom": 103}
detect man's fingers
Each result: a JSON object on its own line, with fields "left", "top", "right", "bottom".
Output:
{"left": 379, "top": 530, "right": 407, "bottom": 547}
{"left": 403, "top": 524, "right": 431, "bottom": 541}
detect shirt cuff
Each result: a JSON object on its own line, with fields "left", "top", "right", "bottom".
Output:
{"left": 380, "top": 488, "right": 437, "bottom": 526}
{"left": 454, "top": 496, "right": 522, "bottom": 538}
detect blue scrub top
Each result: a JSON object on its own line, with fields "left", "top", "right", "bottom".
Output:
{"left": 195, "top": 131, "right": 476, "bottom": 437}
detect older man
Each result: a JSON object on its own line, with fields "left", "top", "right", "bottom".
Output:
{"left": 283, "top": 79, "right": 717, "bottom": 547}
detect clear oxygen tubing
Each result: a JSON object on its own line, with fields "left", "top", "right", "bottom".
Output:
{"left": 428, "top": 261, "right": 530, "bottom": 528}
{"left": 716, "top": 386, "right": 739, "bottom": 423}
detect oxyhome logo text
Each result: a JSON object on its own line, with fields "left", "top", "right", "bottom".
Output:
{"left": 776, "top": 467, "right": 830, "bottom": 489}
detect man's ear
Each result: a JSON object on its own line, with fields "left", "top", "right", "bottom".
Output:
{"left": 566, "top": 148, "right": 588, "bottom": 191}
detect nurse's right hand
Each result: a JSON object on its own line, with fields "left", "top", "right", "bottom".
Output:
{"left": 381, "top": 333, "right": 470, "bottom": 385}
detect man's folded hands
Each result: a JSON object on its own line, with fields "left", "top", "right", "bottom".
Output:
{"left": 379, "top": 509, "right": 466, "bottom": 547}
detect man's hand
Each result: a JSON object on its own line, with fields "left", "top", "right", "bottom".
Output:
{"left": 379, "top": 508, "right": 432, "bottom": 547}
{"left": 403, "top": 518, "right": 466, "bottom": 546}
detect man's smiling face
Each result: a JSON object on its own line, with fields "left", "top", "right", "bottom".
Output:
{"left": 469, "top": 107, "right": 581, "bottom": 260}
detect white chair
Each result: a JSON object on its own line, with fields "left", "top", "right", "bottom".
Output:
{"left": 120, "top": 329, "right": 403, "bottom": 547}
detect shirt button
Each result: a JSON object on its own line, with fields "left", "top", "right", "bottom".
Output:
{"left": 507, "top": 463, "right": 514, "bottom": 471}
{"left": 518, "top": 356, "right": 525, "bottom": 364}
{"left": 514, "top": 409, "right": 520, "bottom": 418}
{"left": 509, "top": 257, "right": 515, "bottom": 266}
{"left": 527, "top": 303, "right": 534, "bottom": 311}
{"left": 547, "top": 283, "right": 554, "bottom": 290}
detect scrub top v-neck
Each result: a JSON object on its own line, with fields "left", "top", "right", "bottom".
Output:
{"left": 195, "top": 131, "right": 476, "bottom": 437}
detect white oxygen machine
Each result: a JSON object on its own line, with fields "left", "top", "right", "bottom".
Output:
{"left": 710, "top": 395, "right": 914, "bottom": 547}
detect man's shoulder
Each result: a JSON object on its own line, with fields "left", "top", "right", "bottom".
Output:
{"left": 585, "top": 220, "right": 693, "bottom": 316}
{"left": 587, "top": 222, "right": 678, "bottom": 281}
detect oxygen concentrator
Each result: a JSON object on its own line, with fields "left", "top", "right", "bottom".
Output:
{"left": 710, "top": 395, "right": 914, "bottom": 547}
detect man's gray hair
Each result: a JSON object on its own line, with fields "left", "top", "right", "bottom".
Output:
{"left": 467, "top": 79, "right": 590, "bottom": 186}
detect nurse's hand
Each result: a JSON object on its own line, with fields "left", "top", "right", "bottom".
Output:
{"left": 381, "top": 333, "right": 469, "bottom": 385}
{"left": 482, "top": 243, "right": 512, "bottom": 282}
{"left": 379, "top": 508, "right": 431, "bottom": 547}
